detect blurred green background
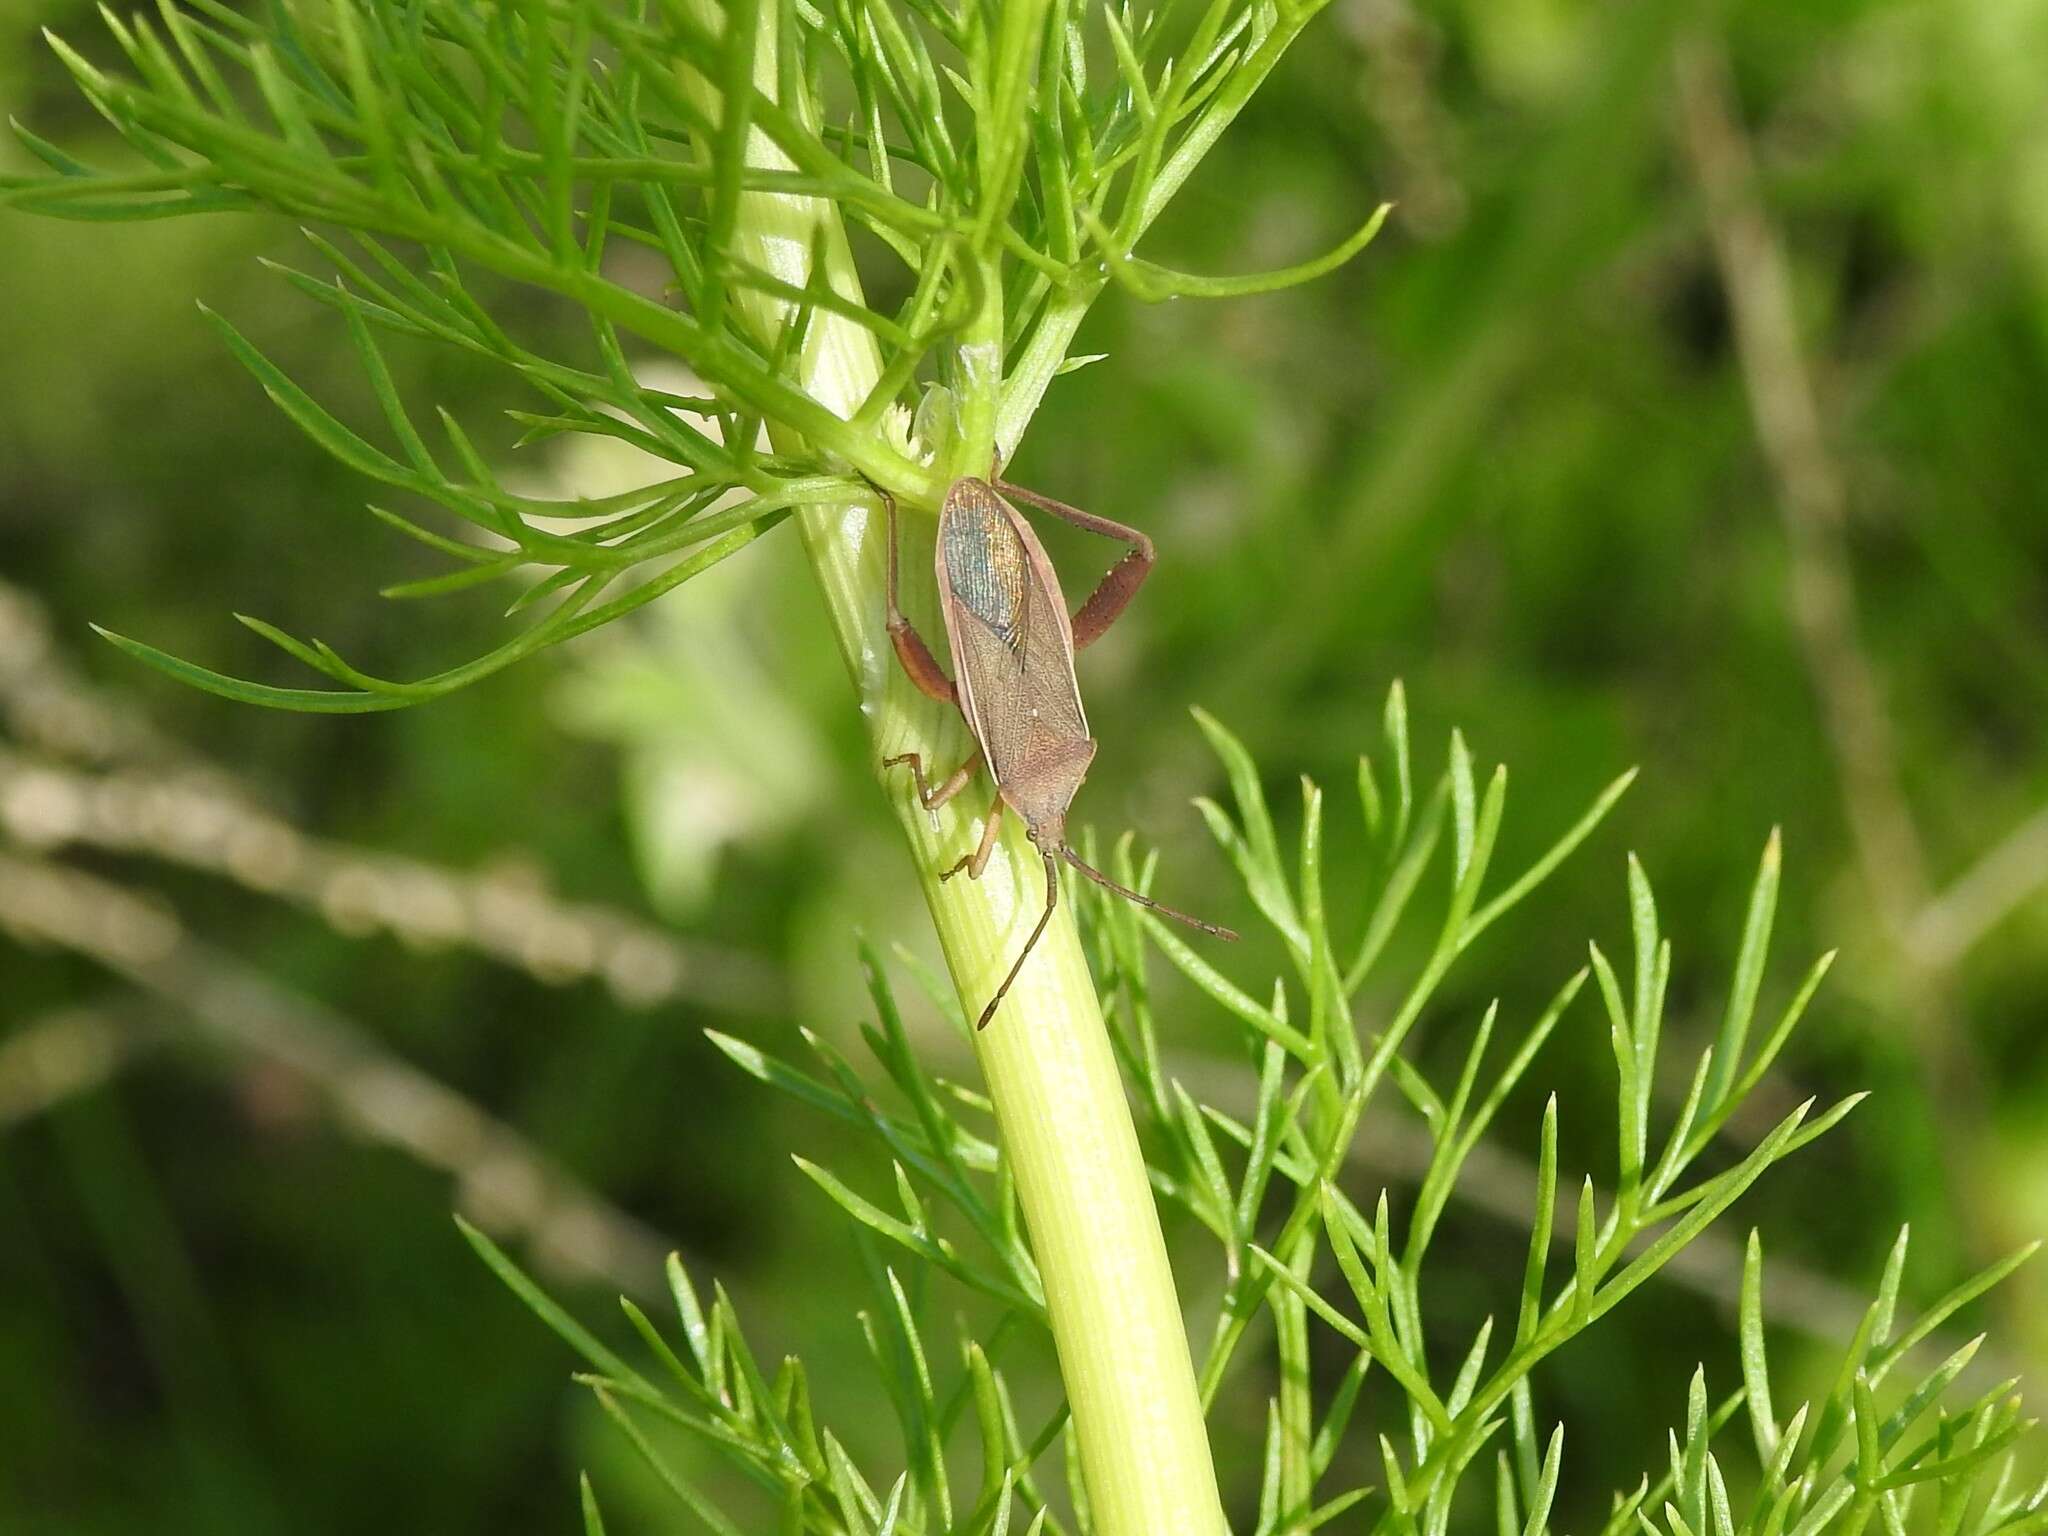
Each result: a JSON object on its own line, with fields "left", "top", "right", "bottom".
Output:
{"left": 3, "top": 0, "right": 2046, "bottom": 1529}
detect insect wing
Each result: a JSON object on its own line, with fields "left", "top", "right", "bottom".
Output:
{"left": 941, "top": 479, "right": 1033, "bottom": 662}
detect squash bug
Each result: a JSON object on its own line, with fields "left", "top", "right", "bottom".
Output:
{"left": 875, "top": 470, "right": 1237, "bottom": 1030}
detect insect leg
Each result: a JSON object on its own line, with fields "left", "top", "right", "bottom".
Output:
{"left": 990, "top": 478, "right": 1156, "bottom": 650}
{"left": 978, "top": 848, "right": 1060, "bottom": 1030}
{"left": 883, "top": 746, "right": 983, "bottom": 812}
{"left": 937, "top": 794, "right": 1006, "bottom": 882}
{"left": 878, "top": 482, "right": 958, "bottom": 704}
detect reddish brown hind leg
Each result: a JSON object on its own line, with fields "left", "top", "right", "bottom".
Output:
{"left": 884, "top": 746, "right": 982, "bottom": 811}
{"left": 990, "top": 476, "right": 1156, "bottom": 649}
{"left": 877, "top": 482, "right": 957, "bottom": 703}
{"left": 939, "top": 795, "right": 1006, "bottom": 882}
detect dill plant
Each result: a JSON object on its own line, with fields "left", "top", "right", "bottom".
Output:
{"left": 4, "top": 2, "right": 2041, "bottom": 1533}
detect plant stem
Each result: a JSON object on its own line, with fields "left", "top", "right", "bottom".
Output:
{"left": 672, "top": 10, "right": 1227, "bottom": 1534}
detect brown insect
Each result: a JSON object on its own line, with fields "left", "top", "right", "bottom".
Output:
{"left": 875, "top": 469, "right": 1237, "bottom": 1030}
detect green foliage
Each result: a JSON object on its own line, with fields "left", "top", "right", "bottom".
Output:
{"left": 470, "top": 688, "right": 2041, "bottom": 1532}
{"left": 4, "top": 0, "right": 1381, "bottom": 711}
{"left": 1610, "top": 1230, "right": 2045, "bottom": 1536}
{"left": 10, "top": 1, "right": 2046, "bottom": 1530}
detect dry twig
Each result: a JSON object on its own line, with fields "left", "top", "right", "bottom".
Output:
{"left": 1673, "top": 37, "right": 1981, "bottom": 1125}
{"left": 0, "top": 851, "right": 676, "bottom": 1297}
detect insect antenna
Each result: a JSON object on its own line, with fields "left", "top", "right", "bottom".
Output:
{"left": 978, "top": 850, "right": 1062, "bottom": 1030}
{"left": 1061, "top": 846, "right": 1239, "bottom": 941}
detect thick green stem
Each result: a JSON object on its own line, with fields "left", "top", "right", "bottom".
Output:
{"left": 674, "top": 9, "right": 1226, "bottom": 1534}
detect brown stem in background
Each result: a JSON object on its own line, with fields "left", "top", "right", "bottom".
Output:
{"left": 1909, "top": 801, "right": 2048, "bottom": 971}
{"left": 0, "top": 1005, "right": 160, "bottom": 1128}
{"left": 0, "top": 852, "right": 675, "bottom": 1298}
{"left": 1673, "top": 36, "right": 1998, "bottom": 1242}
{"left": 0, "top": 746, "right": 781, "bottom": 1016}
{"left": 0, "top": 580, "right": 782, "bottom": 1017}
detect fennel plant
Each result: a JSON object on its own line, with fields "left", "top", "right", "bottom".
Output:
{"left": 5, "top": 1, "right": 2042, "bottom": 1532}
